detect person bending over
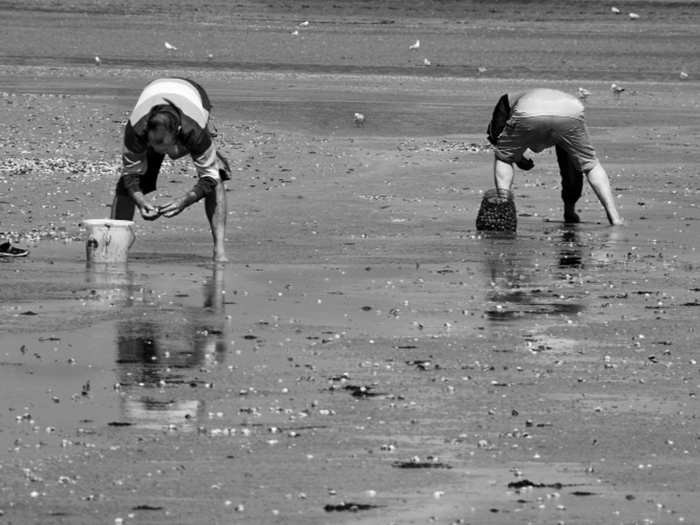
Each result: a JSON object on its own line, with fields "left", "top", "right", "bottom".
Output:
{"left": 487, "top": 88, "right": 623, "bottom": 225}
{"left": 112, "top": 77, "right": 231, "bottom": 262}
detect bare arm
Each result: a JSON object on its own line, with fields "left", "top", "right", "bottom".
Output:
{"left": 585, "top": 162, "right": 623, "bottom": 225}
{"left": 494, "top": 157, "right": 515, "bottom": 191}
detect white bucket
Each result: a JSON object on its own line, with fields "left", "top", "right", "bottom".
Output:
{"left": 83, "top": 219, "right": 135, "bottom": 264}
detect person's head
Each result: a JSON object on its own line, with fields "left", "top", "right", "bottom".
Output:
{"left": 146, "top": 107, "right": 180, "bottom": 154}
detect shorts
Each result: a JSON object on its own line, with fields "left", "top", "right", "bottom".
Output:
{"left": 493, "top": 114, "right": 598, "bottom": 172}
{"left": 116, "top": 149, "right": 230, "bottom": 196}
{"left": 116, "top": 148, "right": 164, "bottom": 195}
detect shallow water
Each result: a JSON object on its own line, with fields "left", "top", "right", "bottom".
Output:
{"left": 3, "top": 217, "right": 700, "bottom": 524}
{"left": 3, "top": 215, "right": 695, "bottom": 455}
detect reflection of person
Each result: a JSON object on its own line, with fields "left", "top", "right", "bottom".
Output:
{"left": 111, "top": 78, "right": 230, "bottom": 262}
{"left": 557, "top": 226, "right": 583, "bottom": 268}
{"left": 116, "top": 267, "right": 228, "bottom": 428}
{"left": 116, "top": 267, "right": 228, "bottom": 388}
{"left": 483, "top": 233, "right": 585, "bottom": 323}
{"left": 0, "top": 239, "right": 28, "bottom": 257}
{"left": 203, "top": 264, "right": 226, "bottom": 313}
{"left": 116, "top": 321, "right": 204, "bottom": 386}
{"left": 487, "top": 88, "right": 623, "bottom": 226}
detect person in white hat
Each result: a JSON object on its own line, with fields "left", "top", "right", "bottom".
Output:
{"left": 487, "top": 88, "right": 623, "bottom": 225}
{"left": 112, "top": 78, "right": 230, "bottom": 262}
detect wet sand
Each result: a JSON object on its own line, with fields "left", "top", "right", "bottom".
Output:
{"left": 1, "top": 1, "right": 700, "bottom": 524}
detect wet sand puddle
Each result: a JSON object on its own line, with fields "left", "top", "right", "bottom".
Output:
{"left": 1, "top": 72, "right": 699, "bottom": 521}
{"left": 5, "top": 218, "right": 697, "bottom": 523}
{"left": 0, "top": 264, "right": 229, "bottom": 448}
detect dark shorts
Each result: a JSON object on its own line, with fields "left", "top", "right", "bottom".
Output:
{"left": 116, "top": 148, "right": 163, "bottom": 195}
{"left": 117, "top": 148, "right": 230, "bottom": 195}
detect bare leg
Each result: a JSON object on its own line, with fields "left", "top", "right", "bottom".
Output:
{"left": 584, "top": 161, "right": 623, "bottom": 225}
{"left": 204, "top": 181, "right": 228, "bottom": 262}
{"left": 111, "top": 192, "right": 136, "bottom": 220}
{"left": 493, "top": 156, "right": 515, "bottom": 190}
{"left": 556, "top": 145, "right": 583, "bottom": 223}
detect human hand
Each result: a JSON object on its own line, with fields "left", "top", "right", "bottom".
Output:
{"left": 516, "top": 157, "right": 534, "bottom": 171}
{"left": 139, "top": 203, "right": 160, "bottom": 221}
{"left": 158, "top": 197, "right": 188, "bottom": 218}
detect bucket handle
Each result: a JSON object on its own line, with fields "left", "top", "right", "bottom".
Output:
{"left": 127, "top": 224, "right": 136, "bottom": 249}
{"left": 104, "top": 223, "right": 136, "bottom": 249}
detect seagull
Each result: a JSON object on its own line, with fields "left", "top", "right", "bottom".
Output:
{"left": 679, "top": 71, "right": 689, "bottom": 80}
{"left": 423, "top": 57, "right": 431, "bottom": 66}
{"left": 611, "top": 6, "right": 620, "bottom": 14}
{"left": 207, "top": 53, "right": 214, "bottom": 60}
{"left": 577, "top": 87, "right": 591, "bottom": 100}
{"left": 354, "top": 112, "right": 366, "bottom": 127}
{"left": 611, "top": 83, "right": 625, "bottom": 96}
{"left": 94, "top": 56, "right": 101, "bottom": 66}
{"left": 477, "top": 66, "right": 488, "bottom": 73}
{"left": 409, "top": 40, "right": 420, "bottom": 51}
{"left": 299, "top": 20, "right": 309, "bottom": 26}
{"left": 164, "top": 41, "right": 177, "bottom": 50}
{"left": 291, "top": 29, "right": 299, "bottom": 36}
{"left": 628, "top": 12, "right": 640, "bottom": 19}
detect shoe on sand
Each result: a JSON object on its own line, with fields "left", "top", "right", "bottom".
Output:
{"left": 0, "top": 241, "right": 29, "bottom": 257}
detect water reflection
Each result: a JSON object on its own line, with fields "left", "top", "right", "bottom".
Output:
{"left": 85, "top": 265, "right": 138, "bottom": 307}
{"left": 558, "top": 225, "right": 630, "bottom": 270}
{"left": 115, "top": 265, "right": 228, "bottom": 430}
{"left": 558, "top": 226, "right": 583, "bottom": 269}
{"left": 590, "top": 227, "right": 628, "bottom": 267}
{"left": 482, "top": 226, "right": 586, "bottom": 322}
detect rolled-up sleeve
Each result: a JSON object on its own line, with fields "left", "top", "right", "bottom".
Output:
{"left": 185, "top": 126, "right": 220, "bottom": 182}
{"left": 192, "top": 142, "right": 221, "bottom": 182}
{"left": 122, "top": 147, "right": 147, "bottom": 176}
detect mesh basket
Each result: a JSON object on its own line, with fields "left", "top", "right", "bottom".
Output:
{"left": 475, "top": 188, "right": 517, "bottom": 232}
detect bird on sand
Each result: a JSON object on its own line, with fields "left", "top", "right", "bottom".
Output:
{"left": 628, "top": 12, "right": 640, "bottom": 19}
{"left": 423, "top": 58, "right": 431, "bottom": 66}
{"left": 679, "top": 71, "right": 689, "bottom": 80}
{"left": 299, "top": 20, "right": 310, "bottom": 26}
{"left": 164, "top": 41, "right": 177, "bottom": 50}
{"left": 610, "top": 83, "right": 625, "bottom": 96}
{"left": 94, "top": 56, "right": 101, "bottom": 65}
{"left": 409, "top": 40, "right": 420, "bottom": 51}
{"left": 291, "top": 29, "right": 299, "bottom": 36}
{"left": 577, "top": 87, "right": 591, "bottom": 100}
{"left": 611, "top": 6, "right": 620, "bottom": 14}
{"left": 354, "top": 112, "right": 366, "bottom": 127}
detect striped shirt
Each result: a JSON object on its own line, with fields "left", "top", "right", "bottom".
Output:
{"left": 122, "top": 78, "right": 219, "bottom": 182}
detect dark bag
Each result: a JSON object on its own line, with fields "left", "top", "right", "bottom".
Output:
{"left": 486, "top": 94, "right": 511, "bottom": 145}
{"left": 476, "top": 188, "right": 517, "bottom": 232}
